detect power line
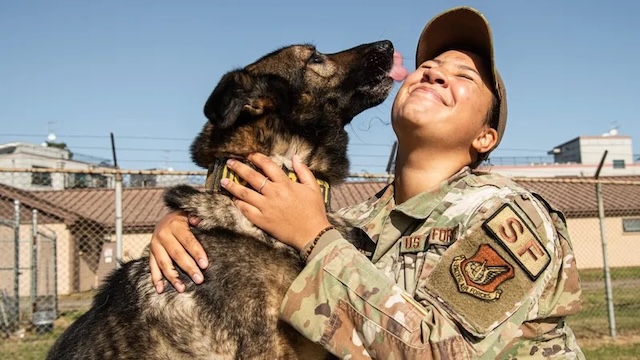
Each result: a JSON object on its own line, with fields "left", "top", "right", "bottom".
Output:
{"left": 0, "top": 133, "right": 193, "bottom": 141}
{"left": 71, "top": 146, "right": 190, "bottom": 152}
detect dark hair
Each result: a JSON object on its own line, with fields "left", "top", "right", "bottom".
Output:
{"left": 470, "top": 94, "right": 500, "bottom": 169}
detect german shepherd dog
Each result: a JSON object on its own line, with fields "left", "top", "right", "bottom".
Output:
{"left": 47, "top": 40, "right": 404, "bottom": 360}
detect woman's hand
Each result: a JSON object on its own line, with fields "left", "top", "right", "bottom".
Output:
{"left": 149, "top": 211, "right": 206, "bottom": 293}
{"left": 148, "top": 153, "right": 329, "bottom": 293}
{"left": 221, "top": 153, "right": 332, "bottom": 251}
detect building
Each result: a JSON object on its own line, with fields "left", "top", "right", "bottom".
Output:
{"left": 549, "top": 134, "right": 633, "bottom": 166}
{"left": 0, "top": 183, "right": 166, "bottom": 296}
{"left": 483, "top": 133, "right": 640, "bottom": 178}
{"left": 0, "top": 142, "right": 114, "bottom": 191}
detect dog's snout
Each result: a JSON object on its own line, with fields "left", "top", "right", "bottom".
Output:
{"left": 362, "top": 40, "right": 394, "bottom": 71}
{"left": 373, "top": 40, "right": 393, "bottom": 53}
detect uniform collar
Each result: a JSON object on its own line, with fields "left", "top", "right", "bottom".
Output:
{"left": 349, "top": 166, "right": 472, "bottom": 231}
{"left": 394, "top": 166, "right": 472, "bottom": 219}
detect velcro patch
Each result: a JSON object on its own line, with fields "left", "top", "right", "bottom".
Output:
{"left": 426, "top": 231, "right": 535, "bottom": 335}
{"left": 451, "top": 244, "right": 514, "bottom": 301}
{"left": 483, "top": 204, "right": 550, "bottom": 280}
{"left": 399, "top": 235, "right": 428, "bottom": 254}
{"left": 429, "top": 226, "right": 458, "bottom": 245}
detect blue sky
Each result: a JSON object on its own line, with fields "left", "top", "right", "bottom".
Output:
{"left": 2, "top": 0, "right": 639, "bottom": 173}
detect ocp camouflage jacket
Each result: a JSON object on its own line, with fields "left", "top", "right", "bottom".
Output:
{"left": 281, "top": 167, "right": 585, "bottom": 359}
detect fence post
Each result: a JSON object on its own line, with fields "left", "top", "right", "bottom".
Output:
{"left": 52, "top": 233, "right": 58, "bottom": 320}
{"left": 596, "top": 180, "right": 617, "bottom": 337}
{"left": 31, "top": 209, "right": 38, "bottom": 321}
{"left": 594, "top": 150, "right": 616, "bottom": 338}
{"left": 115, "top": 171, "right": 123, "bottom": 267}
{"left": 13, "top": 200, "right": 20, "bottom": 329}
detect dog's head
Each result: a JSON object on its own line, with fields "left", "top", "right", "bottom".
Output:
{"left": 191, "top": 40, "right": 402, "bottom": 183}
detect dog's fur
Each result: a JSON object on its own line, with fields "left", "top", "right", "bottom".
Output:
{"left": 47, "top": 40, "right": 397, "bottom": 360}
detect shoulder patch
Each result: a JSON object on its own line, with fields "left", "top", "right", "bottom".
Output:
{"left": 425, "top": 229, "right": 538, "bottom": 335}
{"left": 451, "top": 244, "right": 514, "bottom": 301}
{"left": 483, "top": 204, "right": 551, "bottom": 280}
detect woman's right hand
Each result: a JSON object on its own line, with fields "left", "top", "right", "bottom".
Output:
{"left": 149, "top": 210, "right": 207, "bottom": 293}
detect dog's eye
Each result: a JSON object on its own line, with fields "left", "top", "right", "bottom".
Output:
{"left": 308, "top": 52, "right": 324, "bottom": 64}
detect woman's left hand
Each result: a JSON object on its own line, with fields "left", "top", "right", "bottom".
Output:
{"left": 221, "top": 153, "right": 332, "bottom": 251}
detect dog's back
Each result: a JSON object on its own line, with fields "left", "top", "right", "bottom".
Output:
{"left": 48, "top": 40, "right": 401, "bottom": 359}
{"left": 48, "top": 209, "right": 318, "bottom": 360}
{"left": 47, "top": 259, "right": 156, "bottom": 359}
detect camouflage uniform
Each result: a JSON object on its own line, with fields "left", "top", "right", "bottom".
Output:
{"left": 281, "top": 167, "right": 584, "bottom": 359}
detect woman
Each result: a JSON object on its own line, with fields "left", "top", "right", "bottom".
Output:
{"left": 149, "top": 7, "right": 584, "bottom": 359}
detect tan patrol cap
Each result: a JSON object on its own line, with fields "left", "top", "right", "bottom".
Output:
{"left": 415, "top": 6, "right": 507, "bottom": 150}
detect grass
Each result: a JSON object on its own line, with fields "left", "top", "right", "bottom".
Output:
{"left": 578, "top": 266, "right": 640, "bottom": 283}
{"left": 0, "top": 310, "right": 83, "bottom": 360}
{"left": 2, "top": 268, "right": 640, "bottom": 359}
{"left": 569, "top": 267, "right": 640, "bottom": 338}
{"left": 580, "top": 336, "right": 640, "bottom": 360}
{"left": 1, "top": 331, "right": 61, "bottom": 360}
{"left": 569, "top": 286, "right": 640, "bottom": 338}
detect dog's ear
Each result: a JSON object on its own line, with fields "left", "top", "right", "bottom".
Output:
{"left": 203, "top": 71, "right": 274, "bottom": 129}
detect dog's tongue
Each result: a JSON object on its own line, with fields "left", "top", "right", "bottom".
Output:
{"left": 389, "top": 51, "right": 408, "bottom": 82}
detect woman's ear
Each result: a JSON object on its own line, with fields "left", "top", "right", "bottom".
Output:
{"left": 472, "top": 127, "right": 498, "bottom": 155}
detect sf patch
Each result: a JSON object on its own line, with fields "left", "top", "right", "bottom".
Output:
{"left": 483, "top": 204, "right": 551, "bottom": 280}
{"left": 451, "top": 244, "right": 514, "bottom": 301}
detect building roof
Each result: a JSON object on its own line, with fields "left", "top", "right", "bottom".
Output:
{"left": 331, "top": 181, "right": 388, "bottom": 210}
{"left": 33, "top": 187, "right": 169, "bottom": 230}
{"left": 515, "top": 176, "right": 640, "bottom": 218}
{"left": 0, "top": 183, "right": 80, "bottom": 225}
{"left": 0, "top": 176, "right": 639, "bottom": 230}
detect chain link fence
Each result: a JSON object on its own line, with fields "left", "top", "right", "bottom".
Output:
{"left": 0, "top": 168, "right": 639, "bottom": 344}
{"left": 514, "top": 177, "right": 640, "bottom": 340}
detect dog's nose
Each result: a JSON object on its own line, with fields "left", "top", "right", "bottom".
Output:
{"left": 373, "top": 40, "right": 393, "bottom": 53}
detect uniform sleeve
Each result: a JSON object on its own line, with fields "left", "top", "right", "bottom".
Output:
{"left": 281, "top": 236, "right": 473, "bottom": 359}
{"left": 280, "top": 197, "right": 560, "bottom": 359}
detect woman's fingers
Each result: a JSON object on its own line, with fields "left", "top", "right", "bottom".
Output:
{"left": 174, "top": 222, "right": 208, "bottom": 270}
{"left": 149, "top": 253, "right": 165, "bottom": 293}
{"left": 292, "top": 155, "right": 320, "bottom": 190}
{"left": 149, "top": 211, "right": 207, "bottom": 292}
{"left": 220, "top": 177, "right": 264, "bottom": 210}
{"left": 246, "top": 153, "right": 290, "bottom": 183}
{"left": 149, "top": 239, "right": 186, "bottom": 293}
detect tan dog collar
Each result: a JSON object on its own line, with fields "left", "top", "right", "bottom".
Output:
{"left": 205, "top": 158, "right": 331, "bottom": 209}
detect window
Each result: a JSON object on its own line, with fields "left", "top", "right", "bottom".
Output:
{"left": 613, "top": 159, "right": 625, "bottom": 169}
{"left": 67, "top": 173, "right": 109, "bottom": 189}
{"left": 623, "top": 218, "right": 640, "bottom": 233}
{"left": 31, "top": 166, "right": 52, "bottom": 187}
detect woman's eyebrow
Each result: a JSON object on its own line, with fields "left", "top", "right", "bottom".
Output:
{"left": 430, "top": 58, "right": 480, "bottom": 77}
{"left": 457, "top": 64, "right": 480, "bottom": 77}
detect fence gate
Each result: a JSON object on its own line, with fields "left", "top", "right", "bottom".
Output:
{"left": 0, "top": 202, "right": 58, "bottom": 335}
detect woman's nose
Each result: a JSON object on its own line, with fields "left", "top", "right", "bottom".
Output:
{"left": 423, "top": 67, "right": 448, "bottom": 87}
